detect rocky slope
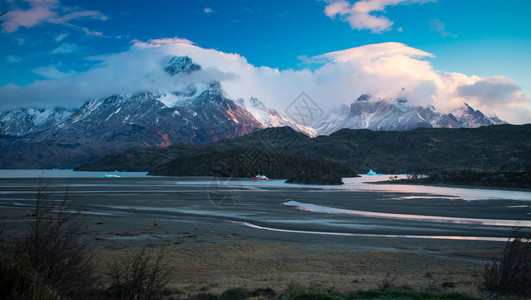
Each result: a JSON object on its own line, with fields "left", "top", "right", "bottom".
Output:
{"left": 314, "top": 93, "right": 506, "bottom": 134}
{"left": 0, "top": 107, "right": 75, "bottom": 136}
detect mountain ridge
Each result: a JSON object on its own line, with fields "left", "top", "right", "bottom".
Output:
{"left": 77, "top": 124, "right": 531, "bottom": 177}
{"left": 0, "top": 56, "right": 513, "bottom": 169}
{"left": 314, "top": 93, "right": 506, "bottom": 134}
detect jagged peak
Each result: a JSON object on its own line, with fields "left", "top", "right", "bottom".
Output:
{"left": 203, "top": 80, "right": 224, "bottom": 96}
{"left": 235, "top": 98, "right": 246, "bottom": 107}
{"left": 163, "top": 55, "right": 201, "bottom": 76}
{"left": 190, "top": 81, "right": 231, "bottom": 107}
{"left": 393, "top": 87, "right": 408, "bottom": 104}
{"left": 462, "top": 102, "right": 475, "bottom": 111}
{"left": 356, "top": 94, "right": 373, "bottom": 102}
{"left": 249, "top": 97, "right": 268, "bottom": 110}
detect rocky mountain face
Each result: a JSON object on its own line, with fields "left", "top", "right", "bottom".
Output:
{"left": 0, "top": 56, "right": 510, "bottom": 169}
{"left": 0, "top": 56, "right": 316, "bottom": 168}
{"left": 30, "top": 82, "right": 262, "bottom": 146}
{"left": 314, "top": 94, "right": 506, "bottom": 134}
{"left": 0, "top": 107, "right": 75, "bottom": 136}
{"left": 163, "top": 55, "right": 201, "bottom": 75}
{"left": 0, "top": 81, "right": 265, "bottom": 168}
{"left": 236, "top": 97, "right": 318, "bottom": 137}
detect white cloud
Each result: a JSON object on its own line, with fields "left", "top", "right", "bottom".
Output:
{"left": 1, "top": 0, "right": 107, "bottom": 34}
{"left": 0, "top": 38, "right": 529, "bottom": 124}
{"left": 324, "top": 0, "right": 435, "bottom": 33}
{"left": 32, "top": 65, "right": 73, "bottom": 79}
{"left": 457, "top": 76, "right": 521, "bottom": 104}
{"left": 203, "top": 7, "right": 215, "bottom": 14}
{"left": 55, "top": 32, "right": 68, "bottom": 42}
{"left": 6, "top": 55, "right": 22, "bottom": 63}
{"left": 429, "top": 19, "right": 457, "bottom": 38}
{"left": 312, "top": 42, "right": 434, "bottom": 62}
{"left": 51, "top": 42, "right": 79, "bottom": 54}
{"left": 455, "top": 76, "right": 531, "bottom": 122}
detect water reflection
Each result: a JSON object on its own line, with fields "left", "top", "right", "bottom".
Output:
{"left": 231, "top": 221, "right": 509, "bottom": 242}
{"left": 338, "top": 176, "right": 531, "bottom": 202}
{"left": 283, "top": 200, "right": 531, "bottom": 227}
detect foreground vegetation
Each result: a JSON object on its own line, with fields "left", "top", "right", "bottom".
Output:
{"left": 281, "top": 287, "right": 480, "bottom": 300}
{"left": 1, "top": 185, "right": 530, "bottom": 299}
{"left": 184, "top": 287, "right": 480, "bottom": 300}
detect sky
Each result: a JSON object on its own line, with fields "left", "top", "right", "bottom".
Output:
{"left": 1, "top": 0, "right": 530, "bottom": 123}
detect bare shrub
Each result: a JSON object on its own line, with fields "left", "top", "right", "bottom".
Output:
{"left": 483, "top": 228, "right": 530, "bottom": 298}
{"left": 12, "top": 181, "right": 96, "bottom": 298}
{"left": 0, "top": 253, "right": 61, "bottom": 299}
{"left": 106, "top": 247, "right": 172, "bottom": 300}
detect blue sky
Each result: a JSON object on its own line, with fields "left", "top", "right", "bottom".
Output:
{"left": 1, "top": 0, "right": 530, "bottom": 122}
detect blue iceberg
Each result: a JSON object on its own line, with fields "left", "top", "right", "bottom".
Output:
{"left": 366, "top": 169, "right": 382, "bottom": 176}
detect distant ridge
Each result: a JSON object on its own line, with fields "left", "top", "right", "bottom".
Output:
{"left": 77, "top": 124, "right": 531, "bottom": 177}
{"left": 315, "top": 93, "right": 506, "bottom": 134}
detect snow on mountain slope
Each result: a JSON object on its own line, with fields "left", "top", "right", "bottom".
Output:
{"left": 0, "top": 56, "right": 507, "bottom": 144}
{"left": 0, "top": 107, "right": 75, "bottom": 136}
{"left": 163, "top": 55, "right": 201, "bottom": 75}
{"left": 314, "top": 94, "right": 506, "bottom": 134}
{"left": 451, "top": 103, "right": 506, "bottom": 128}
{"left": 236, "top": 97, "right": 318, "bottom": 137}
{"left": 31, "top": 81, "right": 264, "bottom": 146}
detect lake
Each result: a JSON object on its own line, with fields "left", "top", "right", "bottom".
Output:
{"left": 0, "top": 169, "right": 529, "bottom": 247}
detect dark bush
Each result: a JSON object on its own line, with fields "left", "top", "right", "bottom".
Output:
{"left": 4, "top": 182, "right": 97, "bottom": 299}
{"left": 0, "top": 253, "right": 61, "bottom": 300}
{"left": 483, "top": 228, "right": 531, "bottom": 297}
{"left": 106, "top": 247, "right": 172, "bottom": 300}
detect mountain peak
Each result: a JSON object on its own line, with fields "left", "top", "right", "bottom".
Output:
{"left": 395, "top": 88, "right": 408, "bottom": 104}
{"left": 356, "top": 94, "right": 372, "bottom": 102}
{"left": 316, "top": 98, "right": 507, "bottom": 134}
{"left": 163, "top": 56, "right": 201, "bottom": 76}
{"left": 249, "top": 97, "right": 267, "bottom": 110}
{"left": 205, "top": 80, "right": 223, "bottom": 96}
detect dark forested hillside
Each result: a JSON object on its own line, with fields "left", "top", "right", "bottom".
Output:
{"left": 77, "top": 124, "right": 531, "bottom": 181}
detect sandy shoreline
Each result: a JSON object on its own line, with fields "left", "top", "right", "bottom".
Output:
{"left": 1, "top": 175, "right": 528, "bottom": 297}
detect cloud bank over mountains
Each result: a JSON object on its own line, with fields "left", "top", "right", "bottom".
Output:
{"left": 0, "top": 37, "right": 529, "bottom": 124}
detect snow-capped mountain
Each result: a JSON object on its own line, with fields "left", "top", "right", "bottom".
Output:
{"left": 0, "top": 56, "right": 322, "bottom": 168}
{"left": 236, "top": 97, "right": 318, "bottom": 137}
{"left": 451, "top": 103, "right": 506, "bottom": 128}
{"left": 314, "top": 93, "right": 506, "bottom": 134}
{"left": 0, "top": 56, "right": 509, "bottom": 168}
{"left": 1, "top": 56, "right": 315, "bottom": 140}
{"left": 163, "top": 55, "right": 201, "bottom": 75}
{"left": 32, "top": 81, "right": 263, "bottom": 146}
{"left": 0, "top": 107, "right": 75, "bottom": 136}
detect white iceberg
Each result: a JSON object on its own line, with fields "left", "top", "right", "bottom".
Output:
{"left": 104, "top": 174, "right": 120, "bottom": 178}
